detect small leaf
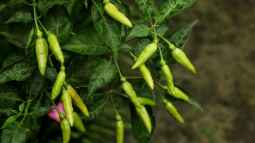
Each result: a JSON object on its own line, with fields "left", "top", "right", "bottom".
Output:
{"left": 0, "top": 61, "right": 34, "bottom": 84}
{"left": 88, "top": 60, "right": 117, "bottom": 95}
{"left": 5, "top": 11, "right": 32, "bottom": 24}
{"left": 127, "top": 24, "right": 150, "bottom": 40}
{"left": 170, "top": 20, "right": 197, "bottom": 48}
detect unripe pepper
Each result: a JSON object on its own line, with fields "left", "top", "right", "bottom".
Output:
{"left": 104, "top": 0, "right": 132, "bottom": 28}
{"left": 35, "top": 30, "right": 48, "bottom": 76}
{"left": 162, "top": 98, "right": 184, "bottom": 124}
{"left": 61, "top": 88, "right": 74, "bottom": 126}
{"left": 132, "top": 40, "right": 158, "bottom": 69}
{"left": 51, "top": 66, "right": 66, "bottom": 100}
{"left": 160, "top": 59, "right": 175, "bottom": 93}
{"left": 167, "top": 86, "right": 190, "bottom": 103}
{"left": 171, "top": 48, "right": 196, "bottom": 74}
{"left": 60, "top": 119, "right": 71, "bottom": 143}
{"left": 116, "top": 113, "right": 124, "bottom": 143}
{"left": 139, "top": 64, "right": 154, "bottom": 90}
{"left": 135, "top": 105, "right": 152, "bottom": 133}
{"left": 47, "top": 32, "right": 65, "bottom": 64}
{"left": 67, "top": 85, "right": 90, "bottom": 117}
{"left": 137, "top": 97, "right": 156, "bottom": 106}
{"left": 121, "top": 77, "right": 140, "bottom": 106}
{"left": 73, "top": 112, "right": 86, "bottom": 132}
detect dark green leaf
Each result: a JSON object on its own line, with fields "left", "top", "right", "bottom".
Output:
{"left": 0, "top": 92, "right": 21, "bottom": 109}
{"left": 127, "top": 24, "right": 150, "bottom": 40}
{"left": 37, "top": 0, "right": 67, "bottom": 15}
{"left": 88, "top": 60, "right": 117, "bottom": 95}
{"left": 1, "top": 115, "right": 18, "bottom": 129}
{"left": 63, "top": 28, "right": 110, "bottom": 55}
{"left": 170, "top": 20, "right": 197, "bottom": 48}
{"left": 1, "top": 124, "right": 27, "bottom": 143}
{"left": 0, "top": 61, "right": 34, "bottom": 84}
{"left": 5, "top": 11, "right": 32, "bottom": 24}
{"left": 44, "top": 11, "right": 73, "bottom": 42}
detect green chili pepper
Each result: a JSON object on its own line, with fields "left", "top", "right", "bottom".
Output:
{"left": 47, "top": 32, "right": 65, "bottom": 64}
{"left": 172, "top": 48, "right": 196, "bottom": 74}
{"left": 167, "top": 86, "right": 190, "bottom": 103}
{"left": 160, "top": 59, "right": 175, "bottom": 93}
{"left": 60, "top": 119, "right": 71, "bottom": 143}
{"left": 67, "top": 85, "right": 90, "bottom": 117}
{"left": 121, "top": 77, "right": 140, "bottom": 106}
{"left": 139, "top": 64, "right": 154, "bottom": 90}
{"left": 136, "top": 105, "right": 152, "bottom": 133}
{"left": 132, "top": 40, "right": 158, "bottom": 69}
{"left": 51, "top": 66, "right": 66, "bottom": 100}
{"left": 162, "top": 98, "right": 184, "bottom": 124}
{"left": 116, "top": 113, "right": 124, "bottom": 143}
{"left": 35, "top": 31, "right": 48, "bottom": 76}
{"left": 137, "top": 97, "right": 156, "bottom": 106}
{"left": 61, "top": 88, "right": 74, "bottom": 126}
{"left": 73, "top": 112, "right": 86, "bottom": 132}
{"left": 104, "top": 1, "right": 132, "bottom": 28}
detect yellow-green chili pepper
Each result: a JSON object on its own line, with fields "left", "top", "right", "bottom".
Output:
{"left": 132, "top": 40, "right": 158, "bottom": 69}
{"left": 171, "top": 48, "right": 196, "bottom": 74}
{"left": 137, "top": 97, "right": 156, "bottom": 106}
{"left": 67, "top": 85, "right": 90, "bottom": 117}
{"left": 139, "top": 64, "right": 154, "bottom": 90}
{"left": 116, "top": 113, "right": 124, "bottom": 143}
{"left": 121, "top": 77, "right": 140, "bottom": 106}
{"left": 167, "top": 86, "right": 190, "bottom": 103}
{"left": 61, "top": 88, "right": 74, "bottom": 126}
{"left": 35, "top": 30, "right": 48, "bottom": 76}
{"left": 51, "top": 66, "right": 66, "bottom": 100}
{"left": 136, "top": 105, "right": 152, "bottom": 133}
{"left": 73, "top": 112, "right": 86, "bottom": 132}
{"left": 160, "top": 59, "right": 175, "bottom": 93}
{"left": 162, "top": 98, "right": 184, "bottom": 124}
{"left": 104, "top": 0, "right": 132, "bottom": 28}
{"left": 60, "top": 119, "right": 71, "bottom": 143}
{"left": 47, "top": 32, "right": 65, "bottom": 64}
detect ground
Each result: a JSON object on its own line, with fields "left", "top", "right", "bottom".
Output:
{"left": 132, "top": 0, "right": 255, "bottom": 142}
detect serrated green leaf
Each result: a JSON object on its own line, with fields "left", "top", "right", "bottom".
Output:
{"left": 0, "top": 61, "right": 34, "bottom": 84}
{"left": 156, "top": 0, "right": 197, "bottom": 23}
{"left": 5, "top": 11, "right": 32, "bottom": 24}
{"left": 170, "top": 20, "right": 197, "bottom": 48}
{"left": 127, "top": 24, "right": 150, "bottom": 40}
{"left": 88, "top": 60, "right": 117, "bottom": 95}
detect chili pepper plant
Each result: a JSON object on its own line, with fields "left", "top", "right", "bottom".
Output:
{"left": 0, "top": 0, "right": 201, "bottom": 142}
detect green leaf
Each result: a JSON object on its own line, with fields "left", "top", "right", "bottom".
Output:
{"left": 0, "top": 61, "right": 34, "bottom": 84}
{"left": 5, "top": 11, "right": 32, "bottom": 24}
{"left": 156, "top": 0, "right": 196, "bottom": 23}
{"left": 88, "top": 60, "right": 117, "bottom": 95}
{"left": 44, "top": 11, "right": 73, "bottom": 42}
{"left": 1, "top": 124, "right": 27, "bottom": 143}
{"left": 1, "top": 115, "right": 18, "bottom": 129}
{"left": 170, "top": 20, "right": 197, "bottom": 48}
{"left": 63, "top": 27, "right": 110, "bottom": 55}
{"left": 0, "top": 92, "right": 22, "bottom": 109}
{"left": 127, "top": 24, "right": 150, "bottom": 40}
{"left": 1, "top": 54, "right": 24, "bottom": 69}
{"left": 37, "top": 0, "right": 67, "bottom": 15}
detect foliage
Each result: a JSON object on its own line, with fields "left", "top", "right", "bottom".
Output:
{"left": 0, "top": 0, "right": 199, "bottom": 143}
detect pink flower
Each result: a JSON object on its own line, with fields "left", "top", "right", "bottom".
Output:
{"left": 48, "top": 102, "right": 65, "bottom": 122}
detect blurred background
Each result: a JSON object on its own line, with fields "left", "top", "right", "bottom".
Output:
{"left": 130, "top": 0, "right": 255, "bottom": 142}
